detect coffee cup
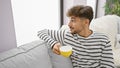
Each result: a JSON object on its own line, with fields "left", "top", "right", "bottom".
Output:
{"left": 60, "top": 46, "right": 72, "bottom": 57}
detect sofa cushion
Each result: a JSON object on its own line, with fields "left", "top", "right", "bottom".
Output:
{"left": 47, "top": 46, "right": 73, "bottom": 68}
{"left": 115, "top": 34, "right": 120, "bottom": 49}
{"left": 0, "top": 40, "right": 52, "bottom": 68}
{"left": 113, "top": 49, "right": 120, "bottom": 67}
{"left": 90, "top": 15, "right": 118, "bottom": 50}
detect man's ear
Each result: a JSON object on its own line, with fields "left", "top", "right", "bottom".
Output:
{"left": 85, "top": 19, "right": 90, "bottom": 25}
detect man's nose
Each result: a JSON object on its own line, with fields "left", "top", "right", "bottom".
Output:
{"left": 68, "top": 22, "right": 71, "bottom": 27}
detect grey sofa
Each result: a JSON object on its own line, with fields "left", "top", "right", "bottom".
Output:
{"left": 0, "top": 40, "right": 73, "bottom": 68}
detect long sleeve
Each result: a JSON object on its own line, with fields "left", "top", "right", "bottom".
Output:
{"left": 100, "top": 41, "right": 115, "bottom": 68}
{"left": 37, "top": 29, "right": 66, "bottom": 47}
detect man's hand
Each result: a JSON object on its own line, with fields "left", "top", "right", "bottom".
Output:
{"left": 52, "top": 43, "right": 61, "bottom": 55}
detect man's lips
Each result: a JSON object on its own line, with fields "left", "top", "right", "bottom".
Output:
{"left": 69, "top": 28, "right": 74, "bottom": 31}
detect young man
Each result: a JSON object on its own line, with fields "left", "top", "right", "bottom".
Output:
{"left": 37, "top": 5, "right": 115, "bottom": 68}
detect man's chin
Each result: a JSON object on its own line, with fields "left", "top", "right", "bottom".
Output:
{"left": 70, "top": 30, "right": 76, "bottom": 34}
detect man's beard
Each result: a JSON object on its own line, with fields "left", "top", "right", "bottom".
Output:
{"left": 69, "top": 27, "right": 79, "bottom": 35}
{"left": 70, "top": 29, "right": 82, "bottom": 35}
{"left": 70, "top": 30, "right": 77, "bottom": 35}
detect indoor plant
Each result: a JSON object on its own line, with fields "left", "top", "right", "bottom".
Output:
{"left": 104, "top": 0, "right": 120, "bottom": 16}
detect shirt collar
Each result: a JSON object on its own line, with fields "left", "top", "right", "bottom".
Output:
{"left": 73, "top": 30, "right": 95, "bottom": 40}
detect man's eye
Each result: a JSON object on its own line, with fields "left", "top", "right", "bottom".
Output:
{"left": 71, "top": 20, "right": 75, "bottom": 22}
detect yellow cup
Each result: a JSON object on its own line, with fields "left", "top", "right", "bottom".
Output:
{"left": 60, "top": 46, "right": 72, "bottom": 57}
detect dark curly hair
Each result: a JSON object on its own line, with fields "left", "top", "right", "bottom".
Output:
{"left": 67, "top": 5, "right": 93, "bottom": 23}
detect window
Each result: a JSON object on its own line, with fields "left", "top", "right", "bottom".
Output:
{"left": 11, "top": 0, "right": 60, "bottom": 46}
{"left": 86, "top": 0, "right": 97, "bottom": 18}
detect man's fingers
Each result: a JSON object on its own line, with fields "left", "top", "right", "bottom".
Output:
{"left": 54, "top": 50, "right": 60, "bottom": 55}
{"left": 56, "top": 45, "right": 60, "bottom": 52}
{"left": 53, "top": 48, "right": 60, "bottom": 55}
{"left": 52, "top": 43, "right": 61, "bottom": 55}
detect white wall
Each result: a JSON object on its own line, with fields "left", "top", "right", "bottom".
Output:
{"left": 0, "top": 0, "right": 17, "bottom": 53}
{"left": 11, "top": 0, "right": 60, "bottom": 46}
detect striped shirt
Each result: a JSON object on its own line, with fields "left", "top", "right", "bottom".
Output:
{"left": 37, "top": 29, "right": 115, "bottom": 68}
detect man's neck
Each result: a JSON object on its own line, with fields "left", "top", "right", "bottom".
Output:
{"left": 78, "top": 29, "right": 92, "bottom": 38}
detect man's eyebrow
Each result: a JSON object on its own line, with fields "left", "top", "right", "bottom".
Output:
{"left": 71, "top": 17, "right": 76, "bottom": 20}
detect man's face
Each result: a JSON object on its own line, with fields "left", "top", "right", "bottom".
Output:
{"left": 68, "top": 16, "right": 88, "bottom": 34}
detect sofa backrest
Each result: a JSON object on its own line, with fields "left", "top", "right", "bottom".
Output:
{"left": 0, "top": 39, "right": 74, "bottom": 68}
{"left": 0, "top": 40, "right": 52, "bottom": 68}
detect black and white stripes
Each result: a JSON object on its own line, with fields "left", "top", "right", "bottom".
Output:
{"left": 37, "top": 29, "right": 115, "bottom": 68}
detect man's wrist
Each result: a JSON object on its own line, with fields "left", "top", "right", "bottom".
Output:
{"left": 51, "top": 42, "right": 58, "bottom": 49}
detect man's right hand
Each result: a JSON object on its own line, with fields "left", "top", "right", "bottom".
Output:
{"left": 52, "top": 43, "right": 61, "bottom": 55}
